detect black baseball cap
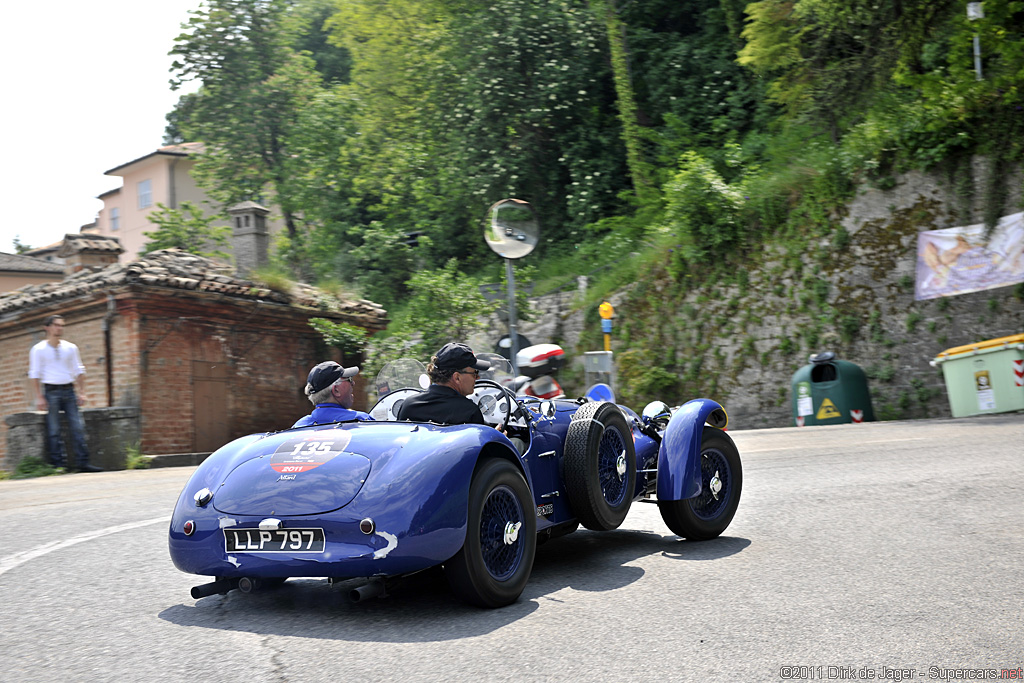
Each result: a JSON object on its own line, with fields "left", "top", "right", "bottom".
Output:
{"left": 434, "top": 343, "right": 491, "bottom": 372}
{"left": 305, "top": 361, "right": 359, "bottom": 395}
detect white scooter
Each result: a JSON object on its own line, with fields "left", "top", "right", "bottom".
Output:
{"left": 514, "top": 343, "right": 566, "bottom": 399}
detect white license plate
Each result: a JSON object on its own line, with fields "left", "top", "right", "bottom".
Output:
{"left": 224, "top": 528, "right": 325, "bottom": 553}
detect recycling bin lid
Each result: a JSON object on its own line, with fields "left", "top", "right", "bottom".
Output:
{"left": 934, "top": 333, "right": 1024, "bottom": 362}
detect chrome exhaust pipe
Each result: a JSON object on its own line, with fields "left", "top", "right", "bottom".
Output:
{"left": 349, "top": 580, "right": 385, "bottom": 603}
{"left": 190, "top": 578, "right": 237, "bottom": 599}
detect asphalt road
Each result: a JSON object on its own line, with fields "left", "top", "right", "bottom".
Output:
{"left": 1, "top": 415, "right": 1021, "bottom": 683}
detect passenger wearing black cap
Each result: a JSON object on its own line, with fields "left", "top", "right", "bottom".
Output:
{"left": 293, "top": 361, "right": 373, "bottom": 427}
{"left": 396, "top": 343, "right": 492, "bottom": 425}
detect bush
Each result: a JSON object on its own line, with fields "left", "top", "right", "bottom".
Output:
{"left": 12, "top": 456, "right": 64, "bottom": 479}
{"left": 125, "top": 441, "right": 150, "bottom": 470}
{"left": 615, "top": 349, "right": 681, "bottom": 409}
{"left": 839, "top": 315, "right": 860, "bottom": 344}
{"left": 308, "top": 318, "right": 368, "bottom": 363}
{"left": 660, "top": 151, "right": 746, "bottom": 266}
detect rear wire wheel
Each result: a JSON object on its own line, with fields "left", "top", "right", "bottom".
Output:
{"left": 445, "top": 458, "right": 536, "bottom": 607}
{"left": 658, "top": 427, "right": 742, "bottom": 540}
{"left": 563, "top": 401, "right": 637, "bottom": 530}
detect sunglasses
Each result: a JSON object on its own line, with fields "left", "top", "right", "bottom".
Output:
{"left": 460, "top": 368, "right": 480, "bottom": 378}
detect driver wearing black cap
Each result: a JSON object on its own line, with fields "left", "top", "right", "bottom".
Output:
{"left": 396, "top": 342, "right": 491, "bottom": 425}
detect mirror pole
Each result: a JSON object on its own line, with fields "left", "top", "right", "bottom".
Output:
{"left": 505, "top": 257, "right": 520, "bottom": 377}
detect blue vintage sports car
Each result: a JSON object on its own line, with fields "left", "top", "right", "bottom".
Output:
{"left": 168, "top": 355, "right": 742, "bottom": 608}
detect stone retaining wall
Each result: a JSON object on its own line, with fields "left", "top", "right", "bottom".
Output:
{"left": 4, "top": 407, "right": 140, "bottom": 471}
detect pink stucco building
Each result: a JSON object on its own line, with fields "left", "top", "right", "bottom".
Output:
{"left": 91, "top": 143, "right": 283, "bottom": 265}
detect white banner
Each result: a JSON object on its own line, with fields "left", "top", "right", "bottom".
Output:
{"left": 915, "top": 212, "right": 1024, "bottom": 300}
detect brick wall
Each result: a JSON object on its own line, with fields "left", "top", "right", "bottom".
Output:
{"left": 0, "top": 287, "right": 378, "bottom": 469}
{"left": 0, "top": 301, "right": 117, "bottom": 467}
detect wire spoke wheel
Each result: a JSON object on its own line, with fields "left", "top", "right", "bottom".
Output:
{"left": 597, "top": 425, "right": 629, "bottom": 508}
{"left": 479, "top": 484, "right": 525, "bottom": 580}
{"left": 445, "top": 459, "right": 536, "bottom": 607}
{"left": 658, "top": 428, "right": 742, "bottom": 540}
{"left": 690, "top": 447, "right": 731, "bottom": 521}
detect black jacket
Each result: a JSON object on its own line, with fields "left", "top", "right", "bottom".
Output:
{"left": 395, "top": 384, "right": 484, "bottom": 425}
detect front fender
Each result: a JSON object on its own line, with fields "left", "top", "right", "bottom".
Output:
{"left": 656, "top": 399, "right": 727, "bottom": 501}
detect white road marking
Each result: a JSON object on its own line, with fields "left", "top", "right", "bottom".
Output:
{"left": 740, "top": 437, "right": 928, "bottom": 453}
{"left": 0, "top": 516, "right": 170, "bottom": 577}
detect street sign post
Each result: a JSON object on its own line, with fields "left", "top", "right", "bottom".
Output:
{"left": 599, "top": 301, "right": 614, "bottom": 352}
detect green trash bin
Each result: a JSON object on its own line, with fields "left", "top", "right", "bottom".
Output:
{"left": 792, "top": 352, "right": 875, "bottom": 426}
{"left": 931, "top": 334, "right": 1024, "bottom": 418}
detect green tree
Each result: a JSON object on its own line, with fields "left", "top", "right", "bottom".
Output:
{"left": 329, "top": 0, "right": 630, "bottom": 266}
{"left": 738, "top": 0, "right": 961, "bottom": 141}
{"left": 307, "top": 318, "right": 368, "bottom": 365}
{"left": 589, "top": 0, "right": 653, "bottom": 198}
{"left": 399, "top": 258, "right": 500, "bottom": 356}
{"left": 169, "top": 0, "right": 324, "bottom": 250}
{"left": 142, "top": 202, "right": 230, "bottom": 258}
{"left": 12, "top": 236, "right": 32, "bottom": 254}
{"left": 661, "top": 151, "right": 745, "bottom": 263}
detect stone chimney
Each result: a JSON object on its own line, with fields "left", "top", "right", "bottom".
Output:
{"left": 57, "top": 234, "right": 124, "bottom": 277}
{"left": 227, "top": 201, "right": 270, "bottom": 277}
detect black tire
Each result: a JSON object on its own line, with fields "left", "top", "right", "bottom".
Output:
{"left": 445, "top": 458, "right": 537, "bottom": 608}
{"left": 658, "top": 428, "right": 742, "bottom": 540}
{"left": 563, "top": 401, "right": 637, "bottom": 531}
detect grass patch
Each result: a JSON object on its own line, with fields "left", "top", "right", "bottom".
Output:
{"left": 11, "top": 456, "right": 65, "bottom": 479}
{"left": 125, "top": 441, "right": 150, "bottom": 470}
{"left": 250, "top": 266, "right": 295, "bottom": 294}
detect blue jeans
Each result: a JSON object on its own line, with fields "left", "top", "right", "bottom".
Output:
{"left": 44, "top": 385, "right": 90, "bottom": 468}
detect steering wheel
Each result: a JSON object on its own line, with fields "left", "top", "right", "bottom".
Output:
{"left": 471, "top": 379, "right": 518, "bottom": 432}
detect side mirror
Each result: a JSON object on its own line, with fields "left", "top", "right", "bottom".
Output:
{"left": 641, "top": 401, "right": 672, "bottom": 429}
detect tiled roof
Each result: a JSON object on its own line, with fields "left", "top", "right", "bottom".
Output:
{"left": 104, "top": 142, "right": 205, "bottom": 176}
{"left": 0, "top": 248, "right": 388, "bottom": 326}
{"left": 227, "top": 200, "right": 270, "bottom": 213}
{"left": 21, "top": 239, "right": 65, "bottom": 256}
{"left": 0, "top": 252, "right": 64, "bottom": 274}
{"left": 57, "top": 233, "right": 125, "bottom": 257}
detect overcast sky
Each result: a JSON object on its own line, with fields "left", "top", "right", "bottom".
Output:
{"left": 0, "top": 0, "right": 204, "bottom": 254}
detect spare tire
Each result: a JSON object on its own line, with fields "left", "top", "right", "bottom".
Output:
{"left": 563, "top": 401, "right": 636, "bottom": 530}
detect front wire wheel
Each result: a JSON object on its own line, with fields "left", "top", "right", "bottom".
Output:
{"left": 445, "top": 458, "right": 536, "bottom": 607}
{"left": 658, "top": 427, "right": 742, "bottom": 540}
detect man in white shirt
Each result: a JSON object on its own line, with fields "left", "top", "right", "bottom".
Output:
{"left": 28, "top": 315, "right": 100, "bottom": 472}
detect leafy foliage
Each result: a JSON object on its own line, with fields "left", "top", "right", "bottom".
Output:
{"left": 124, "top": 441, "right": 151, "bottom": 470}
{"left": 660, "top": 151, "right": 746, "bottom": 265}
{"left": 142, "top": 202, "right": 229, "bottom": 258}
{"left": 159, "top": 0, "right": 1024, "bottom": 384}
{"left": 308, "top": 318, "right": 368, "bottom": 363}
{"left": 169, "top": 0, "right": 327, "bottom": 263}
{"left": 400, "top": 258, "right": 500, "bottom": 355}
{"left": 12, "top": 456, "right": 64, "bottom": 479}
{"left": 12, "top": 236, "right": 32, "bottom": 254}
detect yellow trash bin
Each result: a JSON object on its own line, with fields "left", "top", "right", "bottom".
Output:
{"left": 931, "top": 334, "right": 1024, "bottom": 417}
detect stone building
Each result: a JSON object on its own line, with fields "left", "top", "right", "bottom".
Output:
{"left": 0, "top": 241, "right": 387, "bottom": 470}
